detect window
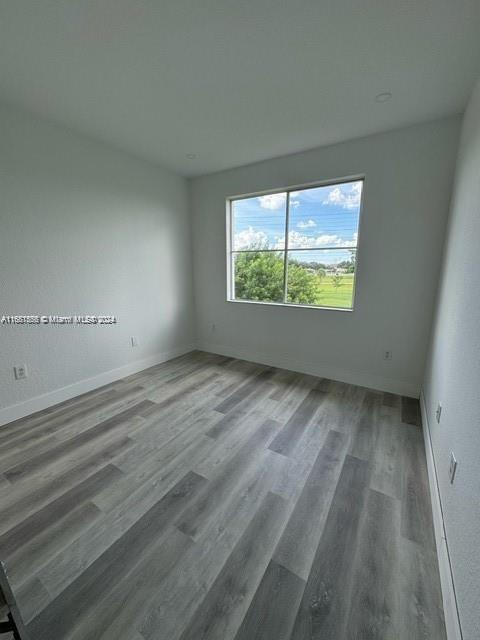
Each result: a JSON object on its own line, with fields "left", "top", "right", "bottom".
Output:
{"left": 227, "top": 178, "right": 363, "bottom": 310}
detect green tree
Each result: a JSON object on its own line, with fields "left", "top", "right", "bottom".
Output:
{"left": 234, "top": 251, "right": 284, "bottom": 302}
{"left": 331, "top": 272, "right": 342, "bottom": 290}
{"left": 234, "top": 252, "right": 320, "bottom": 305}
{"left": 287, "top": 261, "right": 320, "bottom": 304}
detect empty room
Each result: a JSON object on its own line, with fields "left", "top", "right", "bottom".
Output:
{"left": 1, "top": 2, "right": 479, "bottom": 639}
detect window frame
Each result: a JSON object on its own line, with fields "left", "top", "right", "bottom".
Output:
{"left": 226, "top": 175, "right": 365, "bottom": 312}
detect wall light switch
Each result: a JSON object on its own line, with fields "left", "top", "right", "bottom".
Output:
{"left": 130, "top": 336, "right": 139, "bottom": 347}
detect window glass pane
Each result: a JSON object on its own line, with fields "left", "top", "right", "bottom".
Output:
{"left": 232, "top": 193, "right": 287, "bottom": 251}
{"left": 287, "top": 249, "right": 356, "bottom": 308}
{"left": 233, "top": 251, "right": 285, "bottom": 303}
{"left": 288, "top": 181, "right": 362, "bottom": 249}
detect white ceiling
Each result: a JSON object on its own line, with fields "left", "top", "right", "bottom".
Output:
{"left": 1, "top": 1, "right": 479, "bottom": 177}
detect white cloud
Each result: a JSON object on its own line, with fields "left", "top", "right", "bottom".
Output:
{"left": 323, "top": 181, "right": 362, "bottom": 210}
{"left": 275, "top": 230, "right": 357, "bottom": 249}
{"left": 297, "top": 219, "right": 316, "bottom": 229}
{"left": 258, "top": 193, "right": 286, "bottom": 210}
{"left": 234, "top": 227, "right": 269, "bottom": 250}
{"left": 289, "top": 232, "right": 340, "bottom": 249}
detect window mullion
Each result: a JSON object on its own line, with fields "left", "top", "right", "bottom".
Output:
{"left": 283, "top": 192, "right": 290, "bottom": 303}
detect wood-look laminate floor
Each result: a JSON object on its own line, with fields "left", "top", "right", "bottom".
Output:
{"left": 0, "top": 351, "right": 446, "bottom": 640}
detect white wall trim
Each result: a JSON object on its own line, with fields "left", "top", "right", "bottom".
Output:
{"left": 198, "top": 341, "right": 419, "bottom": 397}
{"left": 420, "top": 390, "right": 463, "bottom": 640}
{"left": 0, "top": 344, "right": 196, "bottom": 427}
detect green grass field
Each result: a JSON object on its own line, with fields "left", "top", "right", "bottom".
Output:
{"left": 316, "top": 273, "right": 354, "bottom": 308}
{"left": 289, "top": 273, "right": 354, "bottom": 308}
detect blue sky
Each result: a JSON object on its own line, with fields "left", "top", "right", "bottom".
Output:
{"left": 232, "top": 180, "right": 362, "bottom": 265}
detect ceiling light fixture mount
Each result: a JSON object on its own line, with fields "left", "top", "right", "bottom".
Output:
{"left": 375, "top": 92, "right": 392, "bottom": 103}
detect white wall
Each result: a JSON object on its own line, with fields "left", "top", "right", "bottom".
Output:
{"left": 0, "top": 105, "right": 194, "bottom": 423}
{"left": 422, "top": 80, "right": 480, "bottom": 640}
{"left": 190, "top": 118, "right": 460, "bottom": 396}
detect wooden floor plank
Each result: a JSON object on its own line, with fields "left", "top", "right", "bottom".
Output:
{"left": 268, "top": 387, "right": 326, "bottom": 457}
{"left": 0, "top": 464, "right": 122, "bottom": 558}
{"left": 0, "top": 435, "right": 133, "bottom": 535}
{"left": 214, "top": 368, "right": 275, "bottom": 414}
{"left": 273, "top": 429, "right": 347, "bottom": 580}
{"left": 138, "top": 451, "right": 285, "bottom": 640}
{"left": 0, "top": 351, "right": 446, "bottom": 640}
{"left": 95, "top": 528, "right": 193, "bottom": 640}
{"left": 3, "top": 401, "right": 153, "bottom": 482}
{"left": 233, "top": 559, "right": 305, "bottom": 640}
{"left": 290, "top": 455, "right": 370, "bottom": 639}
{"left": 343, "top": 488, "right": 397, "bottom": 639}
{"left": 176, "top": 418, "right": 280, "bottom": 539}
{"left": 174, "top": 492, "right": 291, "bottom": 640}
{"left": 401, "top": 396, "right": 421, "bottom": 426}
{"left": 27, "top": 471, "right": 207, "bottom": 640}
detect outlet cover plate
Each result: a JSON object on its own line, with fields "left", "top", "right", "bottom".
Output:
{"left": 14, "top": 365, "right": 28, "bottom": 380}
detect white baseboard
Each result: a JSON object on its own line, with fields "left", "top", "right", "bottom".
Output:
{"left": 0, "top": 343, "right": 196, "bottom": 427}
{"left": 198, "top": 341, "right": 420, "bottom": 397}
{"left": 420, "top": 391, "right": 463, "bottom": 640}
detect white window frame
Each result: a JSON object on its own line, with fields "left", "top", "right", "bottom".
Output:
{"left": 226, "top": 175, "right": 365, "bottom": 312}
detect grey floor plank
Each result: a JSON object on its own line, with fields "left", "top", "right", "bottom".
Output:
{"left": 0, "top": 435, "right": 133, "bottom": 534}
{"left": 369, "top": 404, "right": 405, "bottom": 500}
{"left": 176, "top": 418, "right": 280, "bottom": 539}
{"left": 14, "top": 577, "right": 51, "bottom": 625}
{"left": 0, "top": 386, "right": 145, "bottom": 452}
{"left": 193, "top": 410, "right": 269, "bottom": 480}
{"left": 401, "top": 423, "right": 436, "bottom": 549}
{"left": 27, "top": 471, "right": 207, "bottom": 640}
{"left": 273, "top": 429, "right": 346, "bottom": 580}
{"left": 7, "top": 501, "right": 102, "bottom": 584}
{"left": 3, "top": 401, "right": 153, "bottom": 482}
{"left": 290, "top": 455, "right": 370, "bottom": 639}
{"left": 392, "top": 537, "right": 447, "bottom": 639}
{"left": 214, "top": 368, "right": 275, "bottom": 414}
{"left": 95, "top": 528, "right": 193, "bottom": 640}
{"left": 268, "top": 387, "right": 326, "bottom": 457}
{"left": 140, "top": 371, "right": 220, "bottom": 416}
{"left": 401, "top": 396, "right": 421, "bottom": 426}
{"left": 0, "top": 388, "right": 120, "bottom": 444}
{"left": 343, "top": 489, "right": 397, "bottom": 639}
{"left": 233, "top": 559, "right": 305, "bottom": 640}
{"left": 349, "top": 390, "right": 382, "bottom": 461}
{"left": 138, "top": 451, "right": 285, "bottom": 640}
{"left": 173, "top": 491, "right": 291, "bottom": 640}
{"left": 0, "top": 351, "right": 446, "bottom": 640}
{"left": 0, "top": 464, "right": 122, "bottom": 558}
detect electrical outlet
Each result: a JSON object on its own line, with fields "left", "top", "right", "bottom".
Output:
{"left": 14, "top": 364, "right": 28, "bottom": 380}
{"left": 436, "top": 403, "right": 442, "bottom": 424}
{"left": 449, "top": 452, "right": 457, "bottom": 484}
{"left": 130, "top": 336, "right": 139, "bottom": 347}
{"left": 384, "top": 350, "right": 392, "bottom": 361}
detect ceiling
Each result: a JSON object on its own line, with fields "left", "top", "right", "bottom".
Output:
{"left": 1, "top": 1, "right": 479, "bottom": 177}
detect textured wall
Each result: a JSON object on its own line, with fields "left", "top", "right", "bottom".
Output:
{"left": 0, "top": 105, "right": 194, "bottom": 415}
{"left": 191, "top": 118, "right": 460, "bottom": 396}
{"left": 423, "top": 79, "right": 480, "bottom": 640}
